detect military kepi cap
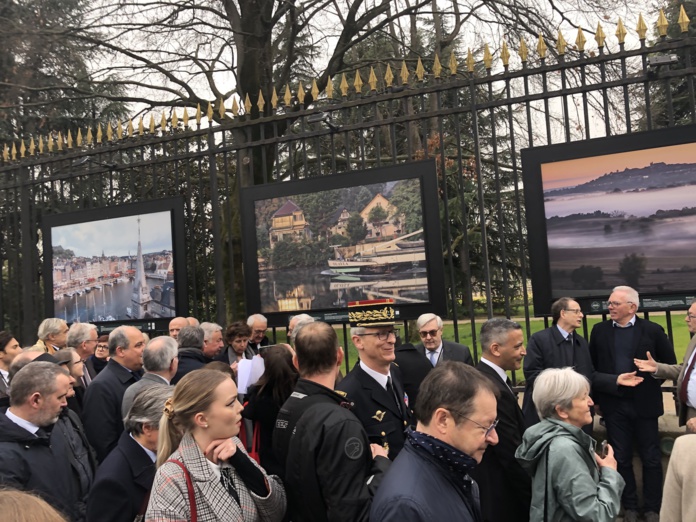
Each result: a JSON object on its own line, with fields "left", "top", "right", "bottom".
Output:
{"left": 348, "top": 299, "right": 398, "bottom": 327}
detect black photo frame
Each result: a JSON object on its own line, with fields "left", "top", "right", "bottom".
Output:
{"left": 42, "top": 197, "right": 187, "bottom": 331}
{"left": 523, "top": 125, "right": 696, "bottom": 315}
{"left": 240, "top": 160, "right": 446, "bottom": 327}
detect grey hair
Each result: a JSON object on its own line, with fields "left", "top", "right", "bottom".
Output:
{"left": 109, "top": 326, "right": 134, "bottom": 357}
{"left": 200, "top": 322, "right": 222, "bottom": 342}
{"left": 612, "top": 286, "right": 639, "bottom": 310}
{"left": 177, "top": 326, "right": 204, "bottom": 349}
{"left": 350, "top": 326, "right": 366, "bottom": 337}
{"left": 247, "top": 314, "right": 267, "bottom": 327}
{"left": 480, "top": 318, "right": 522, "bottom": 353}
{"left": 416, "top": 314, "right": 443, "bottom": 330}
{"left": 67, "top": 322, "right": 97, "bottom": 347}
{"left": 291, "top": 315, "right": 315, "bottom": 345}
{"left": 123, "top": 385, "right": 172, "bottom": 435}
{"left": 532, "top": 367, "right": 590, "bottom": 420}
{"left": 9, "top": 362, "right": 69, "bottom": 406}
{"left": 143, "top": 336, "right": 179, "bottom": 372}
{"left": 37, "top": 318, "right": 67, "bottom": 341}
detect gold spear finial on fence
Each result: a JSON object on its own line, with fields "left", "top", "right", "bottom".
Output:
{"left": 206, "top": 102, "right": 213, "bottom": 121}
{"left": 271, "top": 86, "right": 279, "bottom": 109}
{"left": 232, "top": 96, "right": 240, "bottom": 116}
{"left": 116, "top": 121, "right": 123, "bottom": 139}
{"left": 576, "top": 27, "right": 586, "bottom": 52}
{"left": 415, "top": 57, "right": 425, "bottom": 81}
{"left": 171, "top": 110, "right": 179, "bottom": 128}
{"left": 400, "top": 61, "right": 410, "bottom": 85}
{"left": 48, "top": 134, "right": 54, "bottom": 152}
{"left": 354, "top": 70, "right": 364, "bottom": 94}
{"left": 11, "top": 143, "right": 16, "bottom": 160}
{"left": 160, "top": 112, "right": 167, "bottom": 131}
{"left": 181, "top": 109, "right": 188, "bottom": 127}
{"left": 519, "top": 38, "right": 528, "bottom": 62}
{"left": 149, "top": 114, "right": 155, "bottom": 134}
{"left": 483, "top": 44, "right": 493, "bottom": 69}
{"left": 218, "top": 98, "right": 226, "bottom": 119}
{"left": 326, "top": 78, "right": 334, "bottom": 99}
{"left": 678, "top": 5, "right": 691, "bottom": 33}
{"left": 449, "top": 51, "right": 458, "bottom": 75}
{"left": 311, "top": 79, "right": 319, "bottom": 99}
{"left": 67, "top": 130, "right": 73, "bottom": 148}
{"left": 137, "top": 117, "right": 143, "bottom": 136}
{"left": 76, "top": 128, "right": 83, "bottom": 146}
{"left": 284, "top": 84, "right": 292, "bottom": 105}
{"left": 3, "top": 144, "right": 8, "bottom": 162}
{"left": 385, "top": 63, "right": 394, "bottom": 87}
{"left": 20, "top": 140, "right": 26, "bottom": 158}
{"left": 557, "top": 31, "right": 567, "bottom": 55}
{"left": 297, "top": 82, "right": 306, "bottom": 104}
{"left": 57, "top": 132, "right": 64, "bottom": 150}
{"left": 195, "top": 103, "right": 202, "bottom": 125}
{"left": 433, "top": 54, "right": 442, "bottom": 77}
{"left": 616, "top": 18, "right": 627, "bottom": 44}
{"left": 244, "top": 94, "right": 252, "bottom": 113}
{"left": 501, "top": 41, "right": 510, "bottom": 67}
{"left": 258, "top": 90, "right": 266, "bottom": 112}
{"left": 39, "top": 136, "right": 44, "bottom": 153}
{"left": 657, "top": 9, "right": 669, "bottom": 37}
{"left": 637, "top": 13, "right": 648, "bottom": 40}
{"left": 368, "top": 67, "right": 378, "bottom": 90}
{"left": 537, "top": 34, "right": 548, "bottom": 59}
{"left": 595, "top": 23, "right": 606, "bottom": 48}
{"left": 86, "top": 127, "right": 93, "bottom": 144}
{"left": 29, "top": 137, "right": 35, "bottom": 155}
{"left": 127, "top": 120, "right": 134, "bottom": 137}
{"left": 466, "top": 49, "right": 474, "bottom": 72}
{"left": 96, "top": 125, "right": 102, "bottom": 144}
{"left": 107, "top": 123, "right": 113, "bottom": 141}
{"left": 340, "top": 74, "right": 348, "bottom": 97}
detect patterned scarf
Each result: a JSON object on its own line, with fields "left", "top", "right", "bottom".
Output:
{"left": 407, "top": 428, "right": 482, "bottom": 520}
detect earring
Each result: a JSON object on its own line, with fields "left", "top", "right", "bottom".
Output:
{"left": 203, "top": 424, "right": 208, "bottom": 428}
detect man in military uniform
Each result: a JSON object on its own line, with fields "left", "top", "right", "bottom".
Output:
{"left": 336, "top": 299, "right": 413, "bottom": 459}
{"left": 273, "top": 321, "right": 390, "bottom": 522}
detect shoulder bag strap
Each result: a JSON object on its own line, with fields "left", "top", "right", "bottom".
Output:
{"left": 166, "top": 459, "right": 197, "bottom": 522}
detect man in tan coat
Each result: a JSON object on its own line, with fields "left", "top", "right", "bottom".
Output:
{"left": 634, "top": 298, "right": 696, "bottom": 432}
{"left": 660, "top": 434, "right": 696, "bottom": 522}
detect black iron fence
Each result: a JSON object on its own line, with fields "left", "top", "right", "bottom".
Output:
{"left": 1, "top": 13, "right": 695, "bottom": 378}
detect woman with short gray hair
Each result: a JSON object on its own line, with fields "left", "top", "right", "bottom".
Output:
{"left": 515, "top": 367, "right": 625, "bottom": 521}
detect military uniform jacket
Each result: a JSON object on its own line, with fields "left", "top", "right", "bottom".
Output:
{"left": 273, "top": 379, "right": 390, "bottom": 522}
{"left": 336, "top": 362, "right": 412, "bottom": 460}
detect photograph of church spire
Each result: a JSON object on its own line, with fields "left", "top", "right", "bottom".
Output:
{"left": 50, "top": 211, "right": 176, "bottom": 322}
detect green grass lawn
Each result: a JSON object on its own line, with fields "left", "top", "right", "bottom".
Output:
{"left": 271, "top": 312, "right": 692, "bottom": 378}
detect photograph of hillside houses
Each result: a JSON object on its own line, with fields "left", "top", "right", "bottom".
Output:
{"left": 253, "top": 178, "right": 429, "bottom": 313}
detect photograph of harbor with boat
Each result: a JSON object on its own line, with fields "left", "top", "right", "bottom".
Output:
{"left": 51, "top": 211, "right": 176, "bottom": 322}
{"left": 254, "top": 177, "right": 429, "bottom": 313}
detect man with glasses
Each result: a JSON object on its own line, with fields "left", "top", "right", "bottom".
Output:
{"left": 589, "top": 285, "right": 676, "bottom": 522}
{"left": 414, "top": 313, "right": 473, "bottom": 367}
{"left": 522, "top": 297, "right": 595, "bottom": 433}
{"left": 67, "top": 322, "right": 98, "bottom": 389}
{"left": 470, "top": 318, "right": 531, "bottom": 522}
{"left": 83, "top": 325, "right": 146, "bottom": 462}
{"left": 635, "top": 298, "right": 696, "bottom": 434}
{"left": 337, "top": 299, "right": 413, "bottom": 459}
{"left": 247, "top": 313, "right": 270, "bottom": 354}
{"left": 370, "top": 361, "right": 498, "bottom": 521}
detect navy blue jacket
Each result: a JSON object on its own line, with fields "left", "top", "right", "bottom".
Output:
{"left": 171, "top": 347, "right": 212, "bottom": 385}
{"left": 87, "top": 430, "right": 156, "bottom": 522}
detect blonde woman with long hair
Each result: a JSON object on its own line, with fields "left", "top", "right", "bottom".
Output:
{"left": 146, "top": 369, "right": 285, "bottom": 522}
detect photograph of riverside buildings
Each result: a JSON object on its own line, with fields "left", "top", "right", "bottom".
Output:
{"left": 51, "top": 211, "right": 176, "bottom": 322}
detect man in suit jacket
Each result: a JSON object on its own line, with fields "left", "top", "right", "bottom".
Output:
{"left": 121, "top": 336, "right": 178, "bottom": 418}
{"left": 337, "top": 300, "right": 413, "bottom": 460}
{"left": 635, "top": 298, "right": 696, "bottom": 431}
{"left": 415, "top": 313, "right": 474, "bottom": 366}
{"left": 88, "top": 386, "right": 171, "bottom": 522}
{"left": 83, "top": 326, "right": 145, "bottom": 462}
{"left": 247, "top": 313, "right": 270, "bottom": 355}
{"left": 0, "top": 331, "right": 21, "bottom": 401}
{"left": 393, "top": 342, "right": 432, "bottom": 407}
{"left": 589, "top": 285, "right": 676, "bottom": 521}
{"left": 469, "top": 318, "right": 531, "bottom": 522}
{"left": 522, "top": 297, "right": 595, "bottom": 433}
{"left": 67, "top": 322, "right": 98, "bottom": 389}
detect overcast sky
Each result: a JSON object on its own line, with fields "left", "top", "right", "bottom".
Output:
{"left": 51, "top": 211, "right": 173, "bottom": 258}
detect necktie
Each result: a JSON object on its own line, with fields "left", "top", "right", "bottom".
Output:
{"left": 428, "top": 350, "right": 438, "bottom": 367}
{"left": 81, "top": 364, "right": 91, "bottom": 387}
{"left": 505, "top": 377, "right": 516, "bottom": 396}
{"left": 386, "top": 376, "right": 402, "bottom": 415}
{"left": 679, "top": 353, "right": 696, "bottom": 405}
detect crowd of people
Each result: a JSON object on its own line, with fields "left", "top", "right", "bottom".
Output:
{"left": 0, "top": 286, "right": 694, "bottom": 522}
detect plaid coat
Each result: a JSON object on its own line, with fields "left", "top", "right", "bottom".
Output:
{"left": 145, "top": 433, "right": 285, "bottom": 522}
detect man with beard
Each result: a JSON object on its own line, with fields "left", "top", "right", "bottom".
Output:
{"left": 0, "top": 362, "right": 80, "bottom": 520}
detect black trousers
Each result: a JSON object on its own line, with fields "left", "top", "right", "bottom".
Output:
{"left": 603, "top": 404, "right": 662, "bottom": 513}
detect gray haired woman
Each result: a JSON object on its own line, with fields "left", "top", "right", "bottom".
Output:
{"left": 515, "top": 367, "right": 625, "bottom": 521}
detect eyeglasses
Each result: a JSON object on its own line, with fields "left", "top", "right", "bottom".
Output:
{"left": 96, "top": 345, "right": 109, "bottom": 350}
{"left": 564, "top": 308, "right": 583, "bottom": 314}
{"left": 687, "top": 313, "right": 696, "bottom": 321}
{"left": 449, "top": 410, "right": 499, "bottom": 437}
{"left": 419, "top": 329, "right": 440, "bottom": 338}
{"left": 606, "top": 301, "right": 633, "bottom": 308}
{"left": 356, "top": 330, "right": 397, "bottom": 341}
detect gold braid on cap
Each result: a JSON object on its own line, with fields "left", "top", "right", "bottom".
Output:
{"left": 163, "top": 397, "right": 175, "bottom": 419}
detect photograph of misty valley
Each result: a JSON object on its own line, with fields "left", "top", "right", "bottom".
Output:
{"left": 542, "top": 142, "right": 696, "bottom": 298}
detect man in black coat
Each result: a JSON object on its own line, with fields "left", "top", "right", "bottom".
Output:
{"left": 171, "top": 325, "right": 211, "bottom": 385}
{"left": 589, "top": 285, "right": 676, "bottom": 521}
{"left": 337, "top": 300, "right": 412, "bottom": 460}
{"left": 82, "top": 326, "right": 145, "bottom": 462}
{"left": 522, "top": 297, "right": 595, "bottom": 433}
{"left": 393, "top": 342, "right": 432, "bottom": 407}
{"left": 88, "top": 385, "right": 171, "bottom": 522}
{"left": 469, "top": 318, "right": 531, "bottom": 522}
{"left": 414, "top": 313, "right": 474, "bottom": 366}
